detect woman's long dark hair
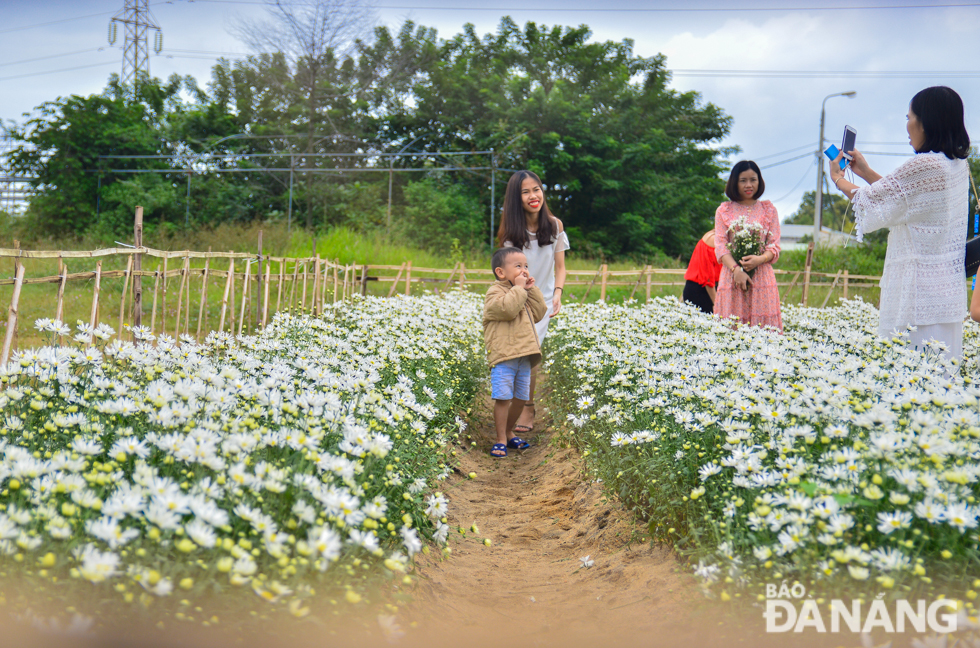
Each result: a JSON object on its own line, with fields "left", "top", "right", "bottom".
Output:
{"left": 910, "top": 86, "right": 970, "bottom": 160}
{"left": 496, "top": 170, "right": 556, "bottom": 249}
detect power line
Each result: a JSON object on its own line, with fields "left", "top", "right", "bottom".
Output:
{"left": 0, "top": 61, "right": 118, "bottom": 83}
{"left": 0, "top": 11, "right": 115, "bottom": 35}
{"left": 189, "top": 0, "right": 980, "bottom": 10}
{"left": 772, "top": 158, "right": 816, "bottom": 204}
{"left": 672, "top": 69, "right": 980, "bottom": 78}
{"left": 0, "top": 48, "right": 105, "bottom": 69}
{"left": 760, "top": 152, "right": 813, "bottom": 169}
{"left": 754, "top": 142, "right": 817, "bottom": 162}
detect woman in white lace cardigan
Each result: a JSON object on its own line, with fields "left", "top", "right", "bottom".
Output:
{"left": 830, "top": 86, "right": 971, "bottom": 360}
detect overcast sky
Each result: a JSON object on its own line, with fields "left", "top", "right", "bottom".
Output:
{"left": 1, "top": 0, "right": 978, "bottom": 224}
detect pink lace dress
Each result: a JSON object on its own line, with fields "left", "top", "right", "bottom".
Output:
{"left": 714, "top": 200, "right": 783, "bottom": 332}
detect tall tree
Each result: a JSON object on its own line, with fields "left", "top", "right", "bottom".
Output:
{"left": 388, "top": 18, "right": 732, "bottom": 258}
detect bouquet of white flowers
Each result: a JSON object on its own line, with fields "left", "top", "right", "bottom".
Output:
{"left": 727, "top": 216, "right": 770, "bottom": 278}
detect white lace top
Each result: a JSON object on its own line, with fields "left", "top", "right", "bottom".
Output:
{"left": 852, "top": 153, "right": 969, "bottom": 337}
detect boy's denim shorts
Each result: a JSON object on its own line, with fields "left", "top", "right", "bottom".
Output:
{"left": 490, "top": 357, "right": 531, "bottom": 401}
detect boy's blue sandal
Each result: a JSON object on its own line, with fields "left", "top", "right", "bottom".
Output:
{"left": 507, "top": 437, "right": 530, "bottom": 450}
{"left": 490, "top": 443, "right": 507, "bottom": 458}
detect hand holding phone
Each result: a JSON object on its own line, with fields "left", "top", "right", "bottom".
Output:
{"left": 824, "top": 144, "right": 848, "bottom": 170}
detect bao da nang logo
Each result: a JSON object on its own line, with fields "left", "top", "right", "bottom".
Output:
{"left": 763, "top": 582, "right": 959, "bottom": 634}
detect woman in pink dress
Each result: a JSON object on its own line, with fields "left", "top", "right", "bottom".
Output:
{"left": 714, "top": 160, "right": 783, "bottom": 332}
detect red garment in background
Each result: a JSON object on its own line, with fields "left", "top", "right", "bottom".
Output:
{"left": 684, "top": 239, "right": 722, "bottom": 287}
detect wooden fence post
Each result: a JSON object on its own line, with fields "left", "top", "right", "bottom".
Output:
{"left": 117, "top": 256, "right": 133, "bottom": 338}
{"left": 55, "top": 262, "right": 67, "bottom": 324}
{"left": 320, "top": 259, "right": 329, "bottom": 309}
{"left": 1, "top": 264, "right": 25, "bottom": 366}
{"left": 459, "top": 263, "right": 466, "bottom": 292}
{"left": 257, "top": 230, "right": 264, "bottom": 327}
{"left": 238, "top": 261, "right": 251, "bottom": 337}
{"left": 161, "top": 256, "right": 169, "bottom": 334}
{"left": 150, "top": 269, "right": 160, "bottom": 333}
{"left": 599, "top": 264, "right": 608, "bottom": 302}
{"left": 277, "top": 259, "right": 285, "bottom": 313}
{"left": 196, "top": 250, "right": 211, "bottom": 341}
{"left": 582, "top": 266, "right": 602, "bottom": 302}
{"left": 289, "top": 259, "right": 299, "bottom": 309}
{"left": 842, "top": 270, "right": 849, "bottom": 300}
{"left": 332, "top": 260, "right": 339, "bottom": 303}
{"left": 174, "top": 256, "right": 188, "bottom": 338}
{"left": 263, "top": 262, "right": 271, "bottom": 326}
{"left": 133, "top": 207, "right": 143, "bottom": 335}
{"left": 388, "top": 263, "right": 406, "bottom": 298}
{"left": 821, "top": 269, "right": 843, "bottom": 309}
{"left": 360, "top": 265, "right": 368, "bottom": 297}
{"left": 405, "top": 261, "right": 412, "bottom": 296}
{"left": 801, "top": 241, "right": 815, "bottom": 306}
{"left": 312, "top": 255, "right": 321, "bottom": 314}
{"left": 301, "top": 261, "right": 309, "bottom": 309}
{"left": 89, "top": 261, "right": 103, "bottom": 330}
{"left": 219, "top": 258, "right": 234, "bottom": 333}
{"left": 228, "top": 253, "right": 236, "bottom": 334}
{"left": 645, "top": 265, "right": 652, "bottom": 303}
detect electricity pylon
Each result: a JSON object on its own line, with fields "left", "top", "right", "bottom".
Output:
{"left": 108, "top": 0, "right": 162, "bottom": 87}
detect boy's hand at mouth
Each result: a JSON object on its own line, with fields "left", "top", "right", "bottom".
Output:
{"left": 513, "top": 273, "right": 528, "bottom": 289}
{"left": 524, "top": 274, "right": 535, "bottom": 289}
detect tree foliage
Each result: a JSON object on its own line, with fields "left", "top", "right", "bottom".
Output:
{"left": 5, "top": 14, "right": 732, "bottom": 259}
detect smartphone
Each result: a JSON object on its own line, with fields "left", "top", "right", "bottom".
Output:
{"left": 841, "top": 125, "right": 857, "bottom": 160}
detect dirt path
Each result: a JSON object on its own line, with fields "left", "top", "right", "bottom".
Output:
{"left": 399, "top": 393, "right": 709, "bottom": 648}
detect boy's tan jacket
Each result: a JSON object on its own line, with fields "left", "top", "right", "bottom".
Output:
{"left": 483, "top": 279, "right": 548, "bottom": 368}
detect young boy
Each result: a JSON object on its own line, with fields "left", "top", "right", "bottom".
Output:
{"left": 483, "top": 247, "right": 548, "bottom": 458}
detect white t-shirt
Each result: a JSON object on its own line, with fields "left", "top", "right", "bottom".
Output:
{"left": 506, "top": 225, "right": 570, "bottom": 343}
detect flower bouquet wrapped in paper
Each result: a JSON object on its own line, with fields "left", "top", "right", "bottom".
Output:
{"left": 727, "top": 216, "right": 770, "bottom": 278}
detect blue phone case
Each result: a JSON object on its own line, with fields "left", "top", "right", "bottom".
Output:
{"left": 824, "top": 145, "right": 847, "bottom": 170}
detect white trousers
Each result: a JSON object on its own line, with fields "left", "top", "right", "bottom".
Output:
{"left": 908, "top": 321, "right": 963, "bottom": 362}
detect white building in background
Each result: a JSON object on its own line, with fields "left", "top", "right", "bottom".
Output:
{"left": 780, "top": 223, "right": 859, "bottom": 250}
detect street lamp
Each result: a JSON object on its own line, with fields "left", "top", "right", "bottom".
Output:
{"left": 814, "top": 91, "right": 857, "bottom": 243}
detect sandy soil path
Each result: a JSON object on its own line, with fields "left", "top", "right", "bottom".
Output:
{"left": 399, "top": 394, "right": 710, "bottom": 648}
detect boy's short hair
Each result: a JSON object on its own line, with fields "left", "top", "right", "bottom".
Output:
{"left": 491, "top": 247, "right": 523, "bottom": 275}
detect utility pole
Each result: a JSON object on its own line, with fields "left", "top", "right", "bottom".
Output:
{"left": 109, "top": 0, "right": 162, "bottom": 89}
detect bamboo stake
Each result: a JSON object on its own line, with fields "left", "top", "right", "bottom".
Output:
{"left": 342, "top": 265, "right": 349, "bottom": 301}
{"left": 442, "top": 262, "right": 459, "bottom": 291}
{"left": 219, "top": 258, "right": 234, "bottom": 333}
{"left": 117, "top": 256, "right": 133, "bottom": 337}
{"left": 288, "top": 259, "right": 299, "bottom": 309}
{"left": 459, "top": 263, "right": 466, "bottom": 292}
{"left": 820, "top": 269, "right": 844, "bottom": 309}
{"left": 228, "top": 253, "right": 236, "bottom": 334}
{"left": 133, "top": 207, "right": 143, "bottom": 334}
{"left": 256, "top": 230, "right": 263, "bottom": 328}
{"left": 55, "top": 262, "right": 67, "bottom": 324}
{"left": 801, "top": 241, "right": 815, "bottom": 306}
{"left": 238, "top": 261, "right": 251, "bottom": 337}
{"left": 276, "top": 259, "right": 285, "bottom": 313}
{"left": 174, "top": 256, "right": 188, "bottom": 338}
{"left": 196, "top": 250, "right": 211, "bottom": 342}
{"left": 301, "top": 261, "right": 308, "bottom": 309}
{"left": 1, "top": 264, "right": 25, "bottom": 366}
{"left": 842, "top": 270, "right": 849, "bottom": 300}
{"left": 628, "top": 267, "right": 644, "bottom": 300}
{"left": 89, "top": 261, "right": 102, "bottom": 330}
{"left": 388, "top": 263, "right": 407, "bottom": 298}
{"left": 321, "top": 259, "right": 330, "bottom": 309}
{"left": 405, "top": 261, "right": 412, "bottom": 296}
{"left": 581, "top": 267, "right": 602, "bottom": 302}
{"left": 645, "top": 265, "right": 653, "bottom": 302}
{"left": 160, "top": 256, "right": 168, "bottom": 334}
{"left": 360, "top": 265, "right": 368, "bottom": 297}
{"left": 262, "top": 262, "right": 271, "bottom": 326}
{"left": 312, "top": 255, "right": 321, "bottom": 314}
{"left": 150, "top": 269, "right": 160, "bottom": 333}
{"left": 599, "top": 264, "right": 609, "bottom": 301}
{"left": 332, "top": 260, "right": 339, "bottom": 303}
{"left": 238, "top": 263, "right": 252, "bottom": 335}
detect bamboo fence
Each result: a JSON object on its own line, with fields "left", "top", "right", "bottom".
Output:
{"left": 0, "top": 210, "right": 884, "bottom": 364}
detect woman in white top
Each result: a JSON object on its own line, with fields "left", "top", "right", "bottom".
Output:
{"left": 499, "top": 170, "right": 570, "bottom": 436}
{"left": 830, "top": 86, "right": 970, "bottom": 361}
